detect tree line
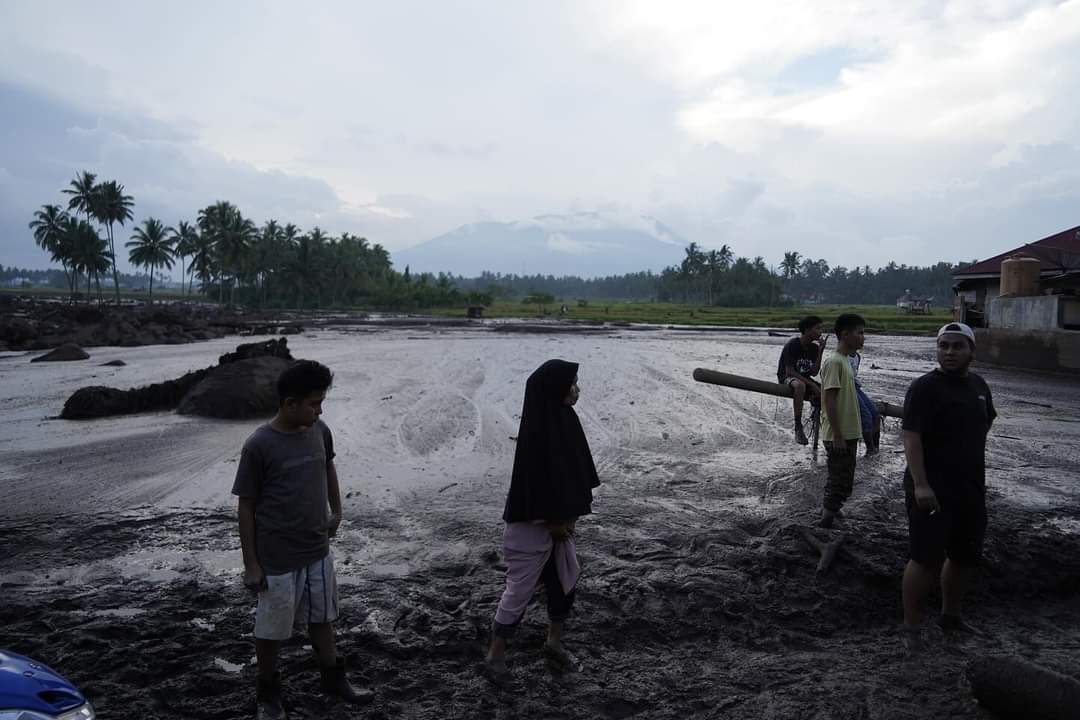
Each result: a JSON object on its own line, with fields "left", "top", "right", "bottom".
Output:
{"left": 27, "top": 170, "right": 968, "bottom": 309}
{"left": 28, "top": 170, "right": 466, "bottom": 309}
{"left": 0, "top": 265, "right": 150, "bottom": 290}
{"left": 453, "top": 243, "right": 965, "bottom": 307}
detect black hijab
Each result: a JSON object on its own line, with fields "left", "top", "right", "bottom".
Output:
{"left": 503, "top": 359, "right": 601, "bottom": 523}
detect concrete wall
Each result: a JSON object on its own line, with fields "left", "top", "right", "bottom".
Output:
{"left": 975, "top": 327, "right": 1080, "bottom": 373}
{"left": 988, "top": 295, "right": 1061, "bottom": 331}
{"left": 1063, "top": 298, "right": 1080, "bottom": 329}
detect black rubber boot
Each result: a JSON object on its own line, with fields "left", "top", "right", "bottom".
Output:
{"left": 320, "top": 657, "right": 375, "bottom": 706}
{"left": 256, "top": 672, "right": 287, "bottom": 720}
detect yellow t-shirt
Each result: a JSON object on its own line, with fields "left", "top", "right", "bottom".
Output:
{"left": 820, "top": 351, "right": 863, "bottom": 442}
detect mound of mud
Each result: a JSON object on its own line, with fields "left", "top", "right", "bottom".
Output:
{"left": 30, "top": 343, "right": 89, "bottom": 362}
{"left": 62, "top": 368, "right": 213, "bottom": 419}
{"left": 0, "top": 295, "right": 305, "bottom": 351}
{"left": 218, "top": 337, "right": 293, "bottom": 364}
{"left": 61, "top": 338, "right": 294, "bottom": 420}
{"left": 178, "top": 356, "right": 291, "bottom": 419}
{"left": 968, "top": 656, "right": 1080, "bottom": 720}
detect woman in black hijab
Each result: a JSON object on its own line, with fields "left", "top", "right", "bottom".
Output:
{"left": 485, "top": 359, "right": 601, "bottom": 681}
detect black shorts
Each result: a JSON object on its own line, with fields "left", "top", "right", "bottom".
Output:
{"left": 906, "top": 490, "right": 987, "bottom": 567}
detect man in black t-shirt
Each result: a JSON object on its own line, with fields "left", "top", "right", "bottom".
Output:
{"left": 776, "top": 316, "right": 825, "bottom": 445}
{"left": 900, "top": 323, "right": 996, "bottom": 651}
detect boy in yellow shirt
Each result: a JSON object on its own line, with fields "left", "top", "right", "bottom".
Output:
{"left": 819, "top": 313, "right": 866, "bottom": 528}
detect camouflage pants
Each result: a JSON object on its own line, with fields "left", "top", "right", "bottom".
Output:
{"left": 823, "top": 440, "right": 859, "bottom": 512}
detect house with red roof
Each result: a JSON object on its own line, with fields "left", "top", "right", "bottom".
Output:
{"left": 952, "top": 225, "right": 1080, "bottom": 372}
{"left": 953, "top": 225, "right": 1080, "bottom": 330}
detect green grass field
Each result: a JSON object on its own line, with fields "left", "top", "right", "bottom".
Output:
{"left": 428, "top": 301, "right": 950, "bottom": 334}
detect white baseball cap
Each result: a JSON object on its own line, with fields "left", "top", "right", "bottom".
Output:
{"left": 937, "top": 322, "right": 976, "bottom": 347}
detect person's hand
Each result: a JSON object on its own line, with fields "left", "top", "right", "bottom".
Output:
{"left": 832, "top": 432, "right": 847, "bottom": 452}
{"left": 547, "top": 522, "right": 570, "bottom": 539}
{"left": 328, "top": 512, "right": 342, "bottom": 538}
{"left": 243, "top": 564, "right": 267, "bottom": 593}
{"left": 913, "top": 484, "right": 940, "bottom": 513}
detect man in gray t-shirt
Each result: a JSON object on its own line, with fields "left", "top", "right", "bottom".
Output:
{"left": 232, "top": 420, "right": 335, "bottom": 575}
{"left": 233, "top": 360, "right": 373, "bottom": 717}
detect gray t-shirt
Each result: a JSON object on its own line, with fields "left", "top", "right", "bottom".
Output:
{"left": 231, "top": 420, "right": 335, "bottom": 575}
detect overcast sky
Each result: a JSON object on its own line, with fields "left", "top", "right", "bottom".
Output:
{"left": 2, "top": 0, "right": 1079, "bottom": 275}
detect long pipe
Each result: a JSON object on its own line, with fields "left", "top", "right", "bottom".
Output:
{"left": 692, "top": 368, "right": 904, "bottom": 419}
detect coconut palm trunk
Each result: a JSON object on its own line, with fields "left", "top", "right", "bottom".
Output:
{"left": 108, "top": 224, "right": 121, "bottom": 305}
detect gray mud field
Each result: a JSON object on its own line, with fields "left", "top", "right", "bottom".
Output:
{"left": 1, "top": 328, "right": 1079, "bottom": 719}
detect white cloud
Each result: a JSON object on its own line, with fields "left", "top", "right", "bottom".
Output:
{"left": 2, "top": 0, "right": 1079, "bottom": 275}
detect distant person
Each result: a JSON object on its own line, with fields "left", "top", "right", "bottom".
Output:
{"left": 233, "top": 360, "right": 373, "bottom": 719}
{"left": 900, "top": 323, "right": 995, "bottom": 652}
{"left": 819, "top": 314, "right": 866, "bottom": 528}
{"left": 848, "top": 350, "right": 882, "bottom": 455}
{"left": 485, "top": 359, "right": 601, "bottom": 682}
{"left": 776, "top": 316, "right": 826, "bottom": 445}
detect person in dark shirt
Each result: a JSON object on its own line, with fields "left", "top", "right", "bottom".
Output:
{"left": 776, "top": 316, "right": 826, "bottom": 445}
{"left": 233, "top": 360, "right": 374, "bottom": 718}
{"left": 900, "top": 323, "right": 996, "bottom": 651}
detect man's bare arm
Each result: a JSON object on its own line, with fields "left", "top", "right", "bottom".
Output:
{"left": 238, "top": 497, "right": 266, "bottom": 591}
{"left": 824, "top": 387, "right": 846, "bottom": 451}
{"left": 903, "top": 430, "right": 939, "bottom": 511}
{"left": 810, "top": 339, "right": 826, "bottom": 375}
{"left": 327, "top": 459, "right": 343, "bottom": 537}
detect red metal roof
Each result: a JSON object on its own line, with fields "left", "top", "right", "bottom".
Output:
{"left": 955, "top": 224, "right": 1080, "bottom": 276}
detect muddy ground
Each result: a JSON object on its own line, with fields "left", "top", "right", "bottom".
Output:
{"left": 1, "top": 328, "right": 1078, "bottom": 719}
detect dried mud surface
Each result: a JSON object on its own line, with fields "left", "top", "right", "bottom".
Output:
{"left": 1, "top": 329, "right": 1079, "bottom": 719}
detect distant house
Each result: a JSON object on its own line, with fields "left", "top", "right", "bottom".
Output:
{"left": 951, "top": 224, "right": 1080, "bottom": 372}
{"left": 952, "top": 224, "right": 1080, "bottom": 327}
{"left": 896, "top": 291, "right": 933, "bottom": 314}
{"left": 7, "top": 277, "right": 32, "bottom": 288}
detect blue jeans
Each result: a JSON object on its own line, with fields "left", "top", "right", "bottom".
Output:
{"left": 855, "top": 383, "right": 878, "bottom": 435}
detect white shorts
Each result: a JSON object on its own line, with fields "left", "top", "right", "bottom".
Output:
{"left": 254, "top": 551, "right": 339, "bottom": 640}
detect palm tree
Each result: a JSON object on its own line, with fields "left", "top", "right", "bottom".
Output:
{"left": 168, "top": 221, "right": 199, "bottom": 296}
{"left": 219, "top": 211, "right": 256, "bottom": 307}
{"left": 197, "top": 201, "right": 233, "bottom": 303}
{"left": 67, "top": 219, "right": 109, "bottom": 300}
{"left": 681, "top": 242, "right": 705, "bottom": 302}
{"left": 287, "top": 226, "right": 331, "bottom": 309}
{"left": 705, "top": 249, "right": 722, "bottom": 305}
{"left": 329, "top": 234, "right": 360, "bottom": 306}
{"left": 30, "top": 204, "right": 74, "bottom": 296}
{"left": 189, "top": 231, "right": 217, "bottom": 296}
{"left": 251, "top": 220, "right": 283, "bottom": 308}
{"left": 781, "top": 251, "right": 802, "bottom": 279}
{"left": 94, "top": 180, "right": 135, "bottom": 304}
{"left": 197, "top": 201, "right": 253, "bottom": 305}
{"left": 62, "top": 170, "right": 98, "bottom": 230}
{"left": 127, "top": 218, "right": 176, "bottom": 303}
{"left": 717, "top": 244, "right": 734, "bottom": 270}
